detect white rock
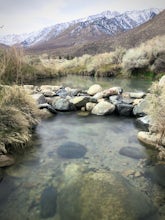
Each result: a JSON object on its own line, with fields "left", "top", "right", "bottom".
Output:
{"left": 86, "top": 102, "right": 97, "bottom": 111}
{"left": 87, "top": 84, "right": 102, "bottom": 95}
{"left": 31, "top": 93, "right": 47, "bottom": 104}
{"left": 129, "top": 92, "right": 146, "bottom": 99}
{"left": 158, "top": 75, "right": 165, "bottom": 87}
{"left": 92, "top": 101, "right": 115, "bottom": 115}
{"left": 137, "top": 131, "right": 158, "bottom": 148}
{"left": 93, "top": 92, "right": 104, "bottom": 100}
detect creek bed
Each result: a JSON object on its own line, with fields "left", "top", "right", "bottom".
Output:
{"left": 0, "top": 76, "right": 164, "bottom": 220}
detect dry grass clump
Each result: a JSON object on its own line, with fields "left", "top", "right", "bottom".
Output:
{"left": 122, "top": 35, "right": 165, "bottom": 76}
{"left": 0, "top": 47, "right": 24, "bottom": 84}
{"left": 0, "top": 85, "right": 40, "bottom": 153}
{"left": 0, "top": 48, "right": 66, "bottom": 85}
{"left": 145, "top": 81, "right": 165, "bottom": 159}
{"left": 48, "top": 48, "right": 125, "bottom": 76}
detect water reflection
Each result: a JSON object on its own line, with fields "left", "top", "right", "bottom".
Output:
{"left": 36, "top": 75, "right": 152, "bottom": 91}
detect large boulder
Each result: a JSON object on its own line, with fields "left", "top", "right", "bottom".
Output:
{"left": 70, "top": 96, "right": 90, "bottom": 109}
{"left": 56, "top": 88, "right": 68, "bottom": 97}
{"left": 116, "top": 103, "right": 133, "bottom": 116}
{"left": 93, "top": 91, "right": 104, "bottom": 100}
{"left": 42, "top": 90, "right": 56, "bottom": 97}
{"left": 103, "top": 87, "right": 123, "bottom": 98}
{"left": 52, "top": 98, "right": 75, "bottom": 111}
{"left": 87, "top": 84, "right": 102, "bottom": 96}
{"left": 58, "top": 171, "right": 157, "bottom": 220}
{"left": 31, "top": 93, "right": 47, "bottom": 105}
{"left": 137, "top": 131, "right": 158, "bottom": 148}
{"left": 92, "top": 101, "right": 115, "bottom": 115}
{"left": 135, "top": 116, "right": 152, "bottom": 131}
{"left": 133, "top": 99, "right": 148, "bottom": 116}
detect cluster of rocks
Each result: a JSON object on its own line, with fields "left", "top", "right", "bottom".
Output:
{"left": 24, "top": 78, "right": 165, "bottom": 153}
{"left": 24, "top": 84, "right": 147, "bottom": 118}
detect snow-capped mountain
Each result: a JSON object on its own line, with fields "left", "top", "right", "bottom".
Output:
{"left": 0, "top": 8, "right": 161, "bottom": 47}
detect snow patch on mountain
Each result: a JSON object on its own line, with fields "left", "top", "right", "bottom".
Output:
{"left": 0, "top": 8, "right": 161, "bottom": 47}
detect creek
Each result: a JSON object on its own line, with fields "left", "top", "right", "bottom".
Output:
{"left": 0, "top": 76, "right": 164, "bottom": 220}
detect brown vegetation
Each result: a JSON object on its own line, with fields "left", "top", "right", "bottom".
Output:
{"left": 145, "top": 80, "right": 165, "bottom": 159}
{"left": 0, "top": 85, "right": 40, "bottom": 153}
{"left": 122, "top": 35, "right": 165, "bottom": 76}
{"left": 0, "top": 47, "right": 65, "bottom": 85}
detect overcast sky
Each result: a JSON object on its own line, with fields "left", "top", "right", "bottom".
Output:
{"left": 0, "top": 0, "right": 165, "bottom": 35}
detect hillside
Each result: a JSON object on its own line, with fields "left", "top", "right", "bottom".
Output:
{"left": 0, "top": 43, "right": 9, "bottom": 50}
{"left": 74, "top": 9, "right": 165, "bottom": 56}
{"left": 23, "top": 8, "right": 160, "bottom": 56}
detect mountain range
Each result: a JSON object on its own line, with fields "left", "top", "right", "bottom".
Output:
{"left": 0, "top": 8, "right": 164, "bottom": 56}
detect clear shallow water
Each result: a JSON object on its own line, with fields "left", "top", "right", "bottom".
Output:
{"left": 0, "top": 76, "right": 164, "bottom": 220}
{"left": 37, "top": 75, "right": 152, "bottom": 92}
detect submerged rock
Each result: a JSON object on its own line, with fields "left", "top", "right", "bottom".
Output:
{"left": 40, "top": 186, "right": 57, "bottom": 218}
{"left": 119, "top": 146, "right": 146, "bottom": 159}
{"left": 145, "top": 164, "right": 165, "bottom": 187}
{"left": 58, "top": 171, "right": 157, "bottom": 220}
{"left": 0, "top": 176, "right": 16, "bottom": 203}
{"left": 57, "top": 141, "right": 87, "bottom": 159}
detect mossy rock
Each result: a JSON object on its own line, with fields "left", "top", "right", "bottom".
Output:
{"left": 58, "top": 171, "right": 157, "bottom": 220}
